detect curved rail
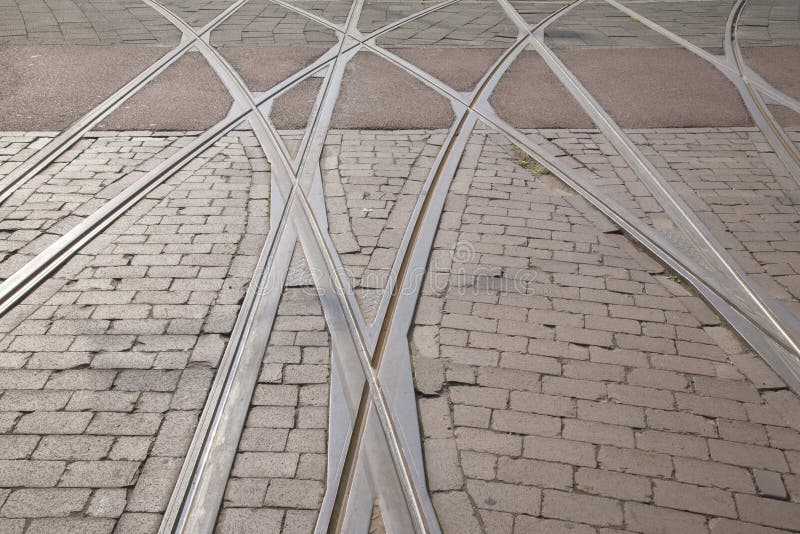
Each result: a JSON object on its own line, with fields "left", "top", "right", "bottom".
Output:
{"left": 725, "top": 0, "right": 800, "bottom": 182}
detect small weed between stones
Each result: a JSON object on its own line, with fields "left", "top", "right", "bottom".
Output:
{"left": 513, "top": 146, "right": 549, "bottom": 175}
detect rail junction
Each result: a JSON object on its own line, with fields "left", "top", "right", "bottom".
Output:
{"left": 0, "top": 0, "right": 799, "bottom": 532}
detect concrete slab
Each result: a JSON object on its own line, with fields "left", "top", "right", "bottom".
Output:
{"left": 0, "top": 44, "right": 170, "bottom": 131}
{"left": 555, "top": 47, "right": 752, "bottom": 128}
{"left": 96, "top": 52, "right": 233, "bottom": 131}
{"left": 743, "top": 45, "right": 800, "bottom": 100}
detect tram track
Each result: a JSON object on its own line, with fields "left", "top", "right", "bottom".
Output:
{"left": 502, "top": 0, "right": 800, "bottom": 356}
{"left": 0, "top": 47, "right": 338, "bottom": 319}
{"left": 605, "top": 0, "right": 800, "bottom": 115}
{"left": 2, "top": 0, "right": 800, "bottom": 532}
{"left": 0, "top": 0, "right": 250, "bottom": 206}
{"left": 158, "top": 1, "right": 583, "bottom": 532}
{"left": 323, "top": 3, "right": 589, "bottom": 532}
{"left": 148, "top": 1, "right": 481, "bottom": 532}
{"left": 602, "top": 0, "right": 800, "bottom": 184}
{"left": 345, "top": 1, "right": 800, "bottom": 389}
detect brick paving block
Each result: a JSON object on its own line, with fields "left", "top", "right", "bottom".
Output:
{"left": 492, "top": 410, "right": 560, "bottom": 437}
{"left": 431, "top": 492, "right": 482, "bottom": 532}
{"left": 625, "top": 502, "right": 708, "bottom": 534}
{"left": 455, "top": 427, "right": 523, "bottom": 457}
{"left": 542, "top": 489, "right": 623, "bottom": 527}
{"left": 652, "top": 479, "right": 736, "bottom": 518}
{"left": 736, "top": 493, "right": 800, "bottom": 530}
{"left": 216, "top": 509, "right": 284, "bottom": 534}
{"left": 523, "top": 436, "right": 597, "bottom": 467}
{"left": 0, "top": 460, "right": 64, "bottom": 487}
{"left": 1, "top": 488, "right": 90, "bottom": 518}
{"left": 563, "top": 419, "right": 635, "bottom": 448}
{"left": 497, "top": 457, "right": 573, "bottom": 490}
{"left": 14, "top": 411, "right": 92, "bottom": 434}
{"left": 578, "top": 464, "right": 649, "bottom": 502}
{"left": 709, "top": 440, "right": 789, "bottom": 472}
{"left": 598, "top": 446, "right": 673, "bottom": 477}
{"left": 264, "top": 479, "right": 323, "bottom": 509}
{"left": 25, "top": 518, "right": 115, "bottom": 534}
{"left": 60, "top": 461, "right": 138, "bottom": 488}
{"left": 32, "top": 436, "right": 113, "bottom": 461}
{"left": 0, "top": 436, "right": 38, "bottom": 459}
{"left": 754, "top": 469, "right": 788, "bottom": 499}
{"left": 126, "top": 457, "right": 182, "bottom": 513}
{"left": 645, "top": 408, "right": 717, "bottom": 437}
{"left": 86, "top": 489, "right": 127, "bottom": 518}
{"left": 708, "top": 518, "right": 793, "bottom": 534}
{"left": 515, "top": 516, "right": 597, "bottom": 534}
{"left": 466, "top": 479, "right": 542, "bottom": 515}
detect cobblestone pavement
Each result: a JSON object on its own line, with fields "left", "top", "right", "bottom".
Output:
{"left": 2, "top": 0, "right": 797, "bottom": 48}
{"left": 2, "top": 0, "right": 800, "bottom": 532}
{"left": 414, "top": 127, "right": 800, "bottom": 533}
{"left": 216, "top": 268, "right": 331, "bottom": 534}
{"left": 0, "top": 132, "right": 196, "bottom": 279}
{"left": 0, "top": 127, "right": 269, "bottom": 531}
{"left": 0, "top": 0, "right": 180, "bottom": 45}
{"left": 517, "top": 127, "right": 800, "bottom": 317}
{"left": 322, "top": 129, "right": 445, "bottom": 322}
{"left": 209, "top": 0, "right": 340, "bottom": 47}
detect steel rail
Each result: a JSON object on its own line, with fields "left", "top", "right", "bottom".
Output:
{"left": 332, "top": 2, "right": 800, "bottom": 390}
{"left": 323, "top": 2, "right": 588, "bottom": 530}
{"left": 168, "top": 1, "right": 533, "bottom": 530}
{"left": 725, "top": 0, "right": 800, "bottom": 183}
{"left": 363, "top": 0, "right": 587, "bottom": 340}
{"left": 148, "top": 1, "right": 368, "bottom": 531}
{"left": 602, "top": 0, "right": 800, "bottom": 184}
{"left": 147, "top": 0, "right": 473, "bottom": 531}
{"left": 0, "top": 49, "right": 338, "bottom": 320}
{"left": 0, "top": 0, "right": 250, "bottom": 206}
{"left": 495, "top": 0, "right": 800, "bottom": 361}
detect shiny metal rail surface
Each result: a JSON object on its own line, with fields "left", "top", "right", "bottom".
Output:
{"left": 605, "top": 0, "right": 800, "bottom": 114}
{"left": 148, "top": 0, "right": 368, "bottom": 531}
{"left": 601, "top": 0, "right": 800, "bottom": 184}
{"left": 349, "top": 1, "right": 800, "bottom": 390}
{"left": 725, "top": 0, "right": 800, "bottom": 182}
{"left": 497, "top": 0, "right": 800, "bottom": 374}
{"left": 325, "top": 2, "right": 589, "bottom": 532}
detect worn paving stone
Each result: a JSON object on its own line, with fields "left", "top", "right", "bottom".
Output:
{"left": 0, "top": 132, "right": 196, "bottom": 281}
{"left": 0, "top": 0, "right": 181, "bottom": 45}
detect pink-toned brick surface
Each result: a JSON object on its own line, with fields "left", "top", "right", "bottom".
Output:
{"left": 412, "top": 128, "right": 800, "bottom": 533}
